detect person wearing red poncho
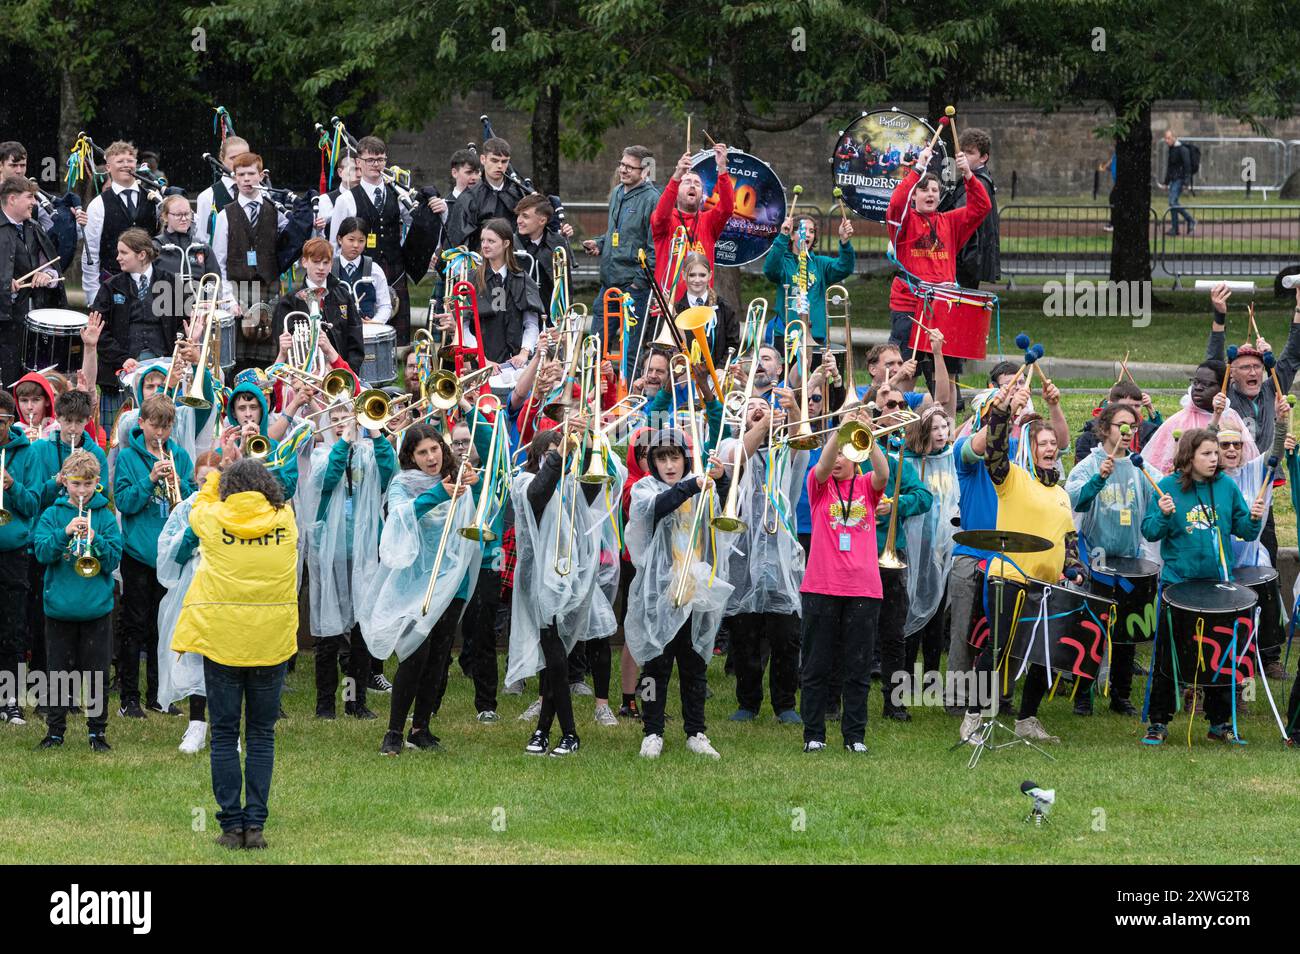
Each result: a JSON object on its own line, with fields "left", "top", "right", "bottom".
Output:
{"left": 884, "top": 146, "right": 990, "bottom": 390}
{"left": 650, "top": 143, "right": 734, "bottom": 303}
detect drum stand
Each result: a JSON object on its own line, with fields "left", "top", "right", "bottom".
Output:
{"left": 951, "top": 573, "right": 1058, "bottom": 769}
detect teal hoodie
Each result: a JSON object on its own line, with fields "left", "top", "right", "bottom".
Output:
{"left": 223, "top": 379, "right": 299, "bottom": 498}
{"left": 32, "top": 431, "right": 109, "bottom": 508}
{"left": 34, "top": 489, "right": 122, "bottom": 620}
{"left": 133, "top": 359, "right": 219, "bottom": 436}
{"left": 1141, "top": 472, "right": 1260, "bottom": 584}
{"left": 763, "top": 232, "right": 856, "bottom": 343}
{"left": 0, "top": 424, "right": 45, "bottom": 552}
{"left": 113, "top": 424, "right": 197, "bottom": 567}
{"left": 875, "top": 450, "right": 932, "bottom": 553}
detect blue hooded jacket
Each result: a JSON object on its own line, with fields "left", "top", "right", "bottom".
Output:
{"left": 112, "top": 424, "right": 197, "bottom": 567}
{"left": 34, "top": 488, "right": 122, "bottom": 620}
{"left": 223, "top": 379, "right": 298, "bottom": 498}
{"left": 0, "top": 423, "right": 44, "bottom": 552}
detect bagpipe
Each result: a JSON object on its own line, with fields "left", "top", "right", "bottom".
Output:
{"left": 65, "top": 132, "right": 177, "bottom": 202}
{"left": 477, "top": 114, "right": 568, "bottom": 234}
{"left": 318, "top": 115, "right": 444, "bottom": 285}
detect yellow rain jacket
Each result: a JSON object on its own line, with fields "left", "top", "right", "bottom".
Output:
{"left": 171, "top": 471, "right": 299, "bottom": 667}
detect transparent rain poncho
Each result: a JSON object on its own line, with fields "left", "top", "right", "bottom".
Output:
{"left": 156, "top": 493, "right": 204, "bottom": 708}
{"left": 902, "top": 445, "right": 959, "bottom": 637}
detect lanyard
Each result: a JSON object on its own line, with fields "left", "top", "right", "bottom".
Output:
{"left": 831, "top": 474, "right": 857, "bottom": 528}
{"left": 674, "top": 209, "right": 699, "bottom": 249}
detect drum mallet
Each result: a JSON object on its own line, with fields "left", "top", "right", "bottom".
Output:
{"left": 1288, "top": 394, "right": 1296, "bottom": 438}
{"left": 945, "top": 105, "right": 959, "bottom": 156}
{"left": 1254, "top": 456, "right": 1281, "bottom": 507}
{"left": 1128, "top": 454, "right": 1165, "bottom": 497}
{"left": 788, "top": 184, "right": 803, "bottom": 219}
{"left": 832, "top": 186, "right": 849, "bottom": 222}
{"left": 924, "top": 115, "right": 950, "bottom": 154}
{"left": 1107, "top": 423, "right": 1132, "bottom": 458}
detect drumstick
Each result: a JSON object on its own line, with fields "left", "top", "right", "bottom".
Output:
{"left": 12, "top": 262, "right": 61, "bottom": 289}
{"left": 702, "top": 129, "right": 718, "bottom": 147}
{"left": 910, "top": 311, "right": 927, "bottom": 361}
{"left": 16, "top": 276, "right": 64, "bottom": 290}
{"left": 685, "top": 114, "right": 691, "bottom": 155}
{"left": 1114, "top": 350, "right": 1130, "bottom": 386}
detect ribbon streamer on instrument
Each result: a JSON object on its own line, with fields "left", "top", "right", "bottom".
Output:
{"left": 619, "top": 292, "right": 635, "bottom": 386}
{"left": 441, "top": 247, "right": 482, "bottom": 288}
{"left": 65, "top": 135, "right": 95, "bottom": 193}
{"left": 213, "top": 106, "right": 237, "bottom": 142}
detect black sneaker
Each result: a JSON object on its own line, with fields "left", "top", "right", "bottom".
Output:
{"left": 1109, "top": 698, "right": 1139, "bottom": 717}
{"left": 37, "top": 734, "right": 63, "bottom": 749}
{"left": 147, "top": 700, "right": 181, "bottom": 715}
{"left": 1207, "top": 723, "right": 1247, "bottom": 745}
{"left": 550, "top": 733, "right": 580, "bottom": 757}
{"left": 882, "top": 707, "right": 911, "bottom": 722}
{"left": 1142, "top": 723, "right": 1168, "bottom": 746}
{"left": 118, "top": 701, "right": 147, "bottom": 719}
{"left": 617, "top": 702, "right": 641, "bottom": 721}
{"left": 88, "top": 733, "right": 112, "bottom": 752}
{"left": 370, "top": 673, "right": 393, "bottom": 693}
{"left": 345, "top": 703, "right": 378, "bottom": 720}
{"left": 215, "top": 829, "right": 244, "bottom": 849}
{"left": 524, "top": 729, "right": 549, "bottom": 755}
{"left": 406, "top": 727, "right": 440, "bottom": 751}
{"left": 243, "top": 828, "right": 268, "bottom": 850}
{"left": 315, "top": 706, "right": 336, "bottom": 720}
{"left": 379, "top": 730, "right": 403, "bottom": 756}
{"left": 0, "top": 704, "right": 25, "bottom": 725}
{"left": 1074, "top": 696, "right": 1093, "bottom": 716}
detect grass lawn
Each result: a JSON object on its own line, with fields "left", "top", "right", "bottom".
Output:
{"left": 2, "top": 641, "right": 1297, "bottom": 865}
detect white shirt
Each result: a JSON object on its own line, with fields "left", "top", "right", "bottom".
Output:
{"left": 80, "top": 180, "right": 144, "bottom": 303}
{"left": 211, "top": 190, "right": 289, "bottom": 297}
{"left": 327, "top": 178, "right": 411, "bottom": 249}
{"left": 194, "top": 176, "right": 235, "bottom": 244}
{"left": 336, "top": 254, "right": 392, "bottom": 325}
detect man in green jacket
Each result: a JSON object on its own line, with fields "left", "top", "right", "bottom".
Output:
{"left": 582, "top": 146, "right": 658, "bottom": 357}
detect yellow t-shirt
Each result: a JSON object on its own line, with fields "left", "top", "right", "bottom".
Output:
{"left": 990, "top": 464, "right": 1073, "bottom": 584}
{"left": 171, "top": 471, "right": 299, "bottom": 667}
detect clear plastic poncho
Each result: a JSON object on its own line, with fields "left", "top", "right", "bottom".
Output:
{"left": 306, "top": 435, "right": 384, "bottom": 638}
{"left": 156, "top": 493, "right": 204, "bottom": 708}
{"left": 505, "top": 466, "right": 618, "bottom": 685}
{"left": 720, "top": 438, "right": 808, "bottom": 617}
{"left": 1224, "top": 454, "right": 1273, "bottom": 568}
{"left": 359, "top": 469, "right": 479, "bottom": 662}
{"left": 1065, "top": 445, "right": 1163, "bottom": 563}
{"left": 594, "top": 457, "right": 629, "bottom": 605}
{"left": 624, "top": 474, "right": 735, "bottom": 665}
{"left": 291, "top": 432, "right": 320, "bottom": 579}
{"left": 902, "top": 445, "right": 959, "bottom": 637}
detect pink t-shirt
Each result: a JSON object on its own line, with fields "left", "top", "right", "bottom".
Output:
{"left": 801, "top": 470, "right": 884, "bottom": 598}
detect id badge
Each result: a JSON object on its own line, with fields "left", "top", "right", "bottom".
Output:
{"left": 366, "top": 232, "right": 377, "bottom": 249}
{"left": 839, "top": 532, "right": 852, "bottom": 552}
{"left": 245, "top": 250, "right": 258, "bottom": 267}
{"left": 158, "top": 498, "right": 171, "bottom": 520}
{"left": 1119, "top": 509, "right": 1132, "bottom": 526}
{"left": 611, "top": 231, "right": 619, "bottom": 248}
{"left": 343, "top": 497, "right": 354, "bottom": 524}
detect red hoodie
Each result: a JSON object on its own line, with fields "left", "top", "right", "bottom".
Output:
{"left": 650, "top": 173, "right": 734, "bottom": 301}
{"left": 13, "top": 371, "right": 57, "bottom": 433}
{"left": 886, "top": 168, "right": 990, "bottom": 313}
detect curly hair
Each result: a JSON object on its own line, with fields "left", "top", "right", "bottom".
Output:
{"left": 219, "top": 458, "right": 285, "bottom": 509}
{"left": 398, "top": 423, "right": 454, "bottom": 479}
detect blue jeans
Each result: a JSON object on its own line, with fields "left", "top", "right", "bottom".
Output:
{"left": 1167, "top": 178, "right": 1195, "bottom": 233}
{"left": 203, "top": 657, "right": 286, "bottom": 833}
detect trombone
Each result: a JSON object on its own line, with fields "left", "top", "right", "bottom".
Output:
{"left": 425, "top": 364, "right": 494, "bottom": 412}
{"left": 459, "top": 394, "right": 505, "bottom": 543}
{"left": 179, "top": 273, "right": 223, "bottom": 411}
{"left": 877, "top": 432, "right": 908, "bottom": 570}
{"left": 824, "top": 284, "right": 859, "bottom": 419}
{"left": 783, "top": 320, "right": 821, "bottom": 450}
{"left": 553, "top": 336, "right": 603, "bottom": 576}
{"left": 670, "top": 348, "right": 710, "bottom": 609}
{"left": 832, "top": 406, "right": 919, "bottom": 464}
{"left": 710, "top": 350, "right": 762, "bottom": 533}
{"left": 72, "top": 495, "right": 100, "bottom": 578}
{"left": 422, "top": 456, "right": 474, "bottom": 615}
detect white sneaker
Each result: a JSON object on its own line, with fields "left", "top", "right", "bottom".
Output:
{"left": 1014, "top": 716, "right": 1060, "bottom": 744}
{"left": 178, "top": 720, "right": 207, "bottom": 754}
{"left": 686, "top": 732, "right": 721, "bottom": 759}
{"left": 569, "top": 681, "right": 594, "bottom": 697}
{"left": 476, "top": 710, "right": 499, "bottom": 723}
{"left": 594, "top": 703, "right": 618, "bottom": 726}
{"left": 639, "top": 733, "right": 664, "bottom": 758}
{"left": 517, "top": 699, "right": 543, "bottom": 721}
{"left": 959, "top": 711, "right": 983, "bottom": 746}
{"left": 803, "top": 740, "right": 826, "bottom": 752}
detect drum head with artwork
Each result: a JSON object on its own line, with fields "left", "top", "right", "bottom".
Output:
{"left": 831, "top": 109, "right": 952, "bottom": 223}
{"left": 689, "top": 149, "right": 786, "bottom": 267}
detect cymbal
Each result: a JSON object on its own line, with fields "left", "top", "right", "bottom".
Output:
{"left": 953, "top": 529, "right": 1054, "bottom": 554}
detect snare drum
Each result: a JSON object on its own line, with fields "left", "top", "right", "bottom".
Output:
{"left": 1160, "top": 581, "right": 1258, "bottom": 687}
{"left": 23, "top": 309, "right": 87, "bottom": 374}
{"left": 1230, "top": 565, "right": 1285, "bottom": 650}
{"left": 907, "top": 283, "right": 996, "bottom": 361}
{"left": 973, "top": 579, "right": 1115, "bottom": 684}
{"left": 362, "top": 323, "right": 397, "bottom": 385}
{"left": 1088, "top": 557, "right": 1160, "bottom": 644}
{"left": 214, "top": 309, "right": 236, "bottom": 372}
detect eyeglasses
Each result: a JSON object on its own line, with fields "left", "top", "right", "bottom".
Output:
{"left": 618, "top": 162, "right": 643, "bottom": 172}
{"left": 809, "top": 395, "right": 823, "bottom": 404}
{"left": 359, "top": 155, "right": 387, "bottom": 165}
{"left": 451, "top": 439, "right": 472, "bottom": 449}
{"left": 167, "top": 211, "right": 192, "bottom": 219}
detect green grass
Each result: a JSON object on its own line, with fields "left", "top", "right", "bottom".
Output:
{"left": 3, "top": 647, "right": 1297, "bottom": 864}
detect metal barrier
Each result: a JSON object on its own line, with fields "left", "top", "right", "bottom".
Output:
{"left": 1155, "top": 137, "right": 1289, "bottom": 196}
{"left": 1156, "top": 204, "right": 1300, "bottom": 286}
{"left": 997, "top": 204, "right": 1157, "bottom": 283}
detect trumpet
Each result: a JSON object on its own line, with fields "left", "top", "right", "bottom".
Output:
{"left": 72, "top": 496, "right": 100, "bottom": 578}
{"left": 244, "top": 433, "right": 271, "bottom": 459}
{"left": 0, "top": 448, "right": 10, "bottom": 525}
{"left": 155, "top": 437, "right": 183, "bottom": 506}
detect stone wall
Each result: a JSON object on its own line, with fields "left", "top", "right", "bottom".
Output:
{"left": 386, "top": 93, "right": 1300, "bottom": 208}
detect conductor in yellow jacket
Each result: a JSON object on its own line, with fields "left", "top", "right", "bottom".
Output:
{"left": 172, "top": 459, "right": 298, "bottom": 850}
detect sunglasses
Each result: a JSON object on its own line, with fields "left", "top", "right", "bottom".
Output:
{"left": 1219, "top": 442, "right": 1242, "bottom": 449}
{"left": 881, "top": 399, "right": 905, "bottom": 410}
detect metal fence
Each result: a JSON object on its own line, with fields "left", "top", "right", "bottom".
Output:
{"left": 1154, "top": 137, "right": 1290, "bottom": 196}
{"left": 996, "top": 204, "right": 1157, "bottom": 283}
{"left": 1156, "top": 204, "right": 1300, "bottom": 286}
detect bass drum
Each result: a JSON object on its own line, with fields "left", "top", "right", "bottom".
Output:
{"left": 688, "top": 148, "right": 786, "bottom": 267}
{"left": 831, "top": 108, "right": 952, "bottom": 223}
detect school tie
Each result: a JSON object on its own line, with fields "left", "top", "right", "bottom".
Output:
{"left": 136, "top": 276, "right": 148, "bottom": 301}
{"left": 373, "top": 187, "right": 384, "bottom": 213}
{"left": 124, "top": 190, "right": 136, "bottom": 219}
{"left": 345, "top": 261, "right": 358, "bottom": 280}
{"left": 246, "top": 200, "right": 260, "bottom": 228}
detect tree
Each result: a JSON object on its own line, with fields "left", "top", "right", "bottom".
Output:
{"left": 1003, "top": 0, "right": 1300, "bottom": 284}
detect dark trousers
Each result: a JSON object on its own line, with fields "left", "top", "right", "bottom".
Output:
{"left": 1107, "top": 642, "right": 1137, "bottom": 706}
{"left": 1147, "top": 632, "right": 1232, "bottom": 726}
{"left": 801, "top": 592, "right": 879, "bottom": 746}
{"left": 26, "top": 556, "right": 46, "bottom": 672}
{"left": 567, "top": 643, "right": 588, "bottom": 685}
{"left": 314, "top": 624, "right": 367, "bottom": 713}
{"left": 389, "top": 275, "right": 411, "bottom": 346}
{"left": 1260, "top": 512, "right": 1281, "bottom": 664}
{"left": 878, "top": 567, "right": 910, "bottom": 714}
{"left": 0, "top": 336, "right": 21, "bottom": 392}
{"left": 641, "top": 622, "right": 708, "bottom": 738}
{"left": 459, "top": 569, "right": 500, "bottom": 713}
{"left": 203, "top": 657, "right": 286, "bottom": 833}
{"left": 118, "top": 553, "right": 164, "bottom": 706}
{"left": 389, "top": 598, "right": 464, "bottom": 733}
{"left": 586, "top": 636, "right": 611, "bottom": 700}
{"left": 0, "top": 548, "right": 28, "bottom": 706}
{"left": 730, "top": 611, "right": 799, "bottom": 715}
{"left": 904, "top": 593, "right": 947, "bottom": 677}
{"left": 44, "top": 614, "right": 112, "bottom": 736}
{"left": 537, "top": 624, "right": 576, "bottom": 736}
